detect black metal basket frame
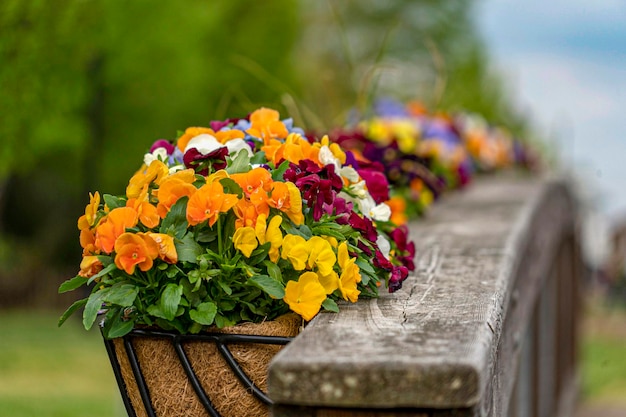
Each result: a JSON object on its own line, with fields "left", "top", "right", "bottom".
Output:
{"left": 102, "top": 328, "right": 293, "bottom": 417}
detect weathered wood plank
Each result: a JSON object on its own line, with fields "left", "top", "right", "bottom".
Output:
{"left": 268, "top": 174, "right": 577, "bottom": 415}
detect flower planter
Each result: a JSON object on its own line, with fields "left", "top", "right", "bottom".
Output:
{"left": 102, "top": 314, "right": 301, "bottom": 417}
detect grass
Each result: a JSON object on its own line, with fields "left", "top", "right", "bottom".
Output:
{"left": 0, "top": 310, "right": 125, "bottom": 417}
{"left": 0, "top": 300, "right": 625, "bottom": 416}
{"left": 579, "top": 300, "right": 626, "bottom": 406}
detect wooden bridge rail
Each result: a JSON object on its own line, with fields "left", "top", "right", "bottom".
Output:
{"left": 268, "top": 174, "right": 582, "bottom": 417}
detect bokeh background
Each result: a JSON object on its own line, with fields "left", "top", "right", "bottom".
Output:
{"left": 0, "top": 1, "right": 624, "bottom": 416}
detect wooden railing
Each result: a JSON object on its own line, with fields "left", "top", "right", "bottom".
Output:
{"left": 268, "top": 174, "right": 582, "bottom": 417}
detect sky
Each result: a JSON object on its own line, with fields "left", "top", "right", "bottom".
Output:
{"left": 475, "top": 0, "right": 626, "bottom": 223}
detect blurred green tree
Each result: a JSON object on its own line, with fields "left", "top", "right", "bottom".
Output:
{"left": 294, "top": 0, "right": 528, "bottom": 134}
{"left": 0, "top": 0, "right": 301, "bottom": 307}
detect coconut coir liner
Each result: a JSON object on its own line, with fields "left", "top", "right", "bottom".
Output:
{"left": 112, "top": 314, "right": 301, "bottom": 417}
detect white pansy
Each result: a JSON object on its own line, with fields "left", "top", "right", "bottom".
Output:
{"left": 184, "top": 134, "right": 252, "bottom": 159}
{"left": 143, "top": 147, "right": 169, "bottom": 166}
{"left": 341, "top": 185, "right": 391, "bottom": 222}
{"left": 184, "top": 134, "right": 222, "bottom": 154}
{"left": 376, "top": 234, "right": 391, "bottom": 259}
{"left": 224, "top": 138, "right": 253, "bottom": 158}
{"left": 338, "top": 191, "right": 356, "bottom": 206}
{"left": 339, "top": 166, "right": 360, "bottom": 183}
{"left": 356, "top": 194, "right": 375, "bottom": 218}
{"left": 319, "top": 145, "right": 341, "bottom": 171}
{"left": 168, "top": 165, "right": 185, "bottom": 174}
{"left": 349, "top": 180, "right": 368, "bottom": 198}
{"left": 370, "top": 202, "right": 391, "bottom": 222}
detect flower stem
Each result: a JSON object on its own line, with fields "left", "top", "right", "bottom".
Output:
{"left": 217, "top": 216, "right": 223, "bottom": 255}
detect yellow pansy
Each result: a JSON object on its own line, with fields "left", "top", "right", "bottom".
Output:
{"left": 307, "top": 237, "right": 336, "bottom": 277}
{"left": 205, "top": 169, "right": 230, "bottom": 185}
{"left": 362, "top": 118, "right": 391, "bottom": 145}
{"left": 281, "top": 234, "right": 308, "bottom": 270}
{"left": 233, "top": 227, "right": 258, "bottom": 258}
{"left": 255, "top": 214, "right": 283, "bottom": 262}
{"left": 337, "top": 242, "right": 361, "bottom": 302}
{"left": 283, "top": 272, "right": 327, "bottom": 321}
{"left": 317, "top": 270, "right": 339, "bottom": 295}
{"left": 322, "top": 235, "right": 338, "bottom": 248}
{"left": 392, "top": 119, "right": 420, "bottom": 154}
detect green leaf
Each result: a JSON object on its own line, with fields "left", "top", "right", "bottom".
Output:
{"left": 103, "top": 194, "right": 125, "bottom": 209}
{"left": 356, "top": 258, "right": 376, "bottom": 275}
{"left": 214, "top": 314, "right": 236, "bottom": 328}
{"left": 248, "top": 242, "right": 270, "bottom": 265}
{"left": 58, "top": 276, "right": 88, "bottom": 293}
{"left": 147, "top": 304, "right": 168, "bottom": 320}
{"left": 103, "top": 283, "right": 138, "bottom": 307}
{"left": 87, "top": 263, "right": 117, "bottom": 285}
{"left": 216, "top": 279, "right": 233, "bottom": 295}
{"left": 271, "top": 159, "right": 290, "bottom": 181}
{"left": 102, "top": 309, "right": 135, "bottom": 339}
{"left": 263, "top": 260, "right": 283, "bottom": 283}
{"left": 160, "top": 196, "right": 189, "bottom": 238}
{"left": 175, "top": 233, "right": 204, "bottom": 263}
{"left": 83, "top": 290, "right": 108, "bottom": 331}
{"left": 250, "top": 150, "right": 266, "bottom": 165}
{"left": 225, "top": 151, "right": 250, "bottom": 175}
{"left": 219, "top": 178, "right": 244, "bottom": 198}
{"left": 160, "top": 283, "right": 183, "bottom": 321}
{"left": 247, "top": 275, "right": 285, "bottom": 299}
{"left": 58, "top": 298, "right": 88, "bottom": 327}
{"left": 196, "top": 227, "right": 217, "bottom": 243}
{"left": 189, "top": 302, "right": 217, "bottom": 325}
{"left": 105, "top": 318, "right": 135, "bottom": 339}
{"left": 282, "top": 221, "right": 312, "bottom": 239}
{"left": 322, "top": 298, "right": 339, "bottom": 313}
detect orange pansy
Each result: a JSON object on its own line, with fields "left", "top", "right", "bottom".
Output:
{"left": 246, "top": 108, "right": 288, "bottom": 143}
{"left": 114, "top": 232, "right": 160, "bottom": 275}
{"left": 127, "top": 197, "right": 160, "bottom": 229}
{"left": 95, "top": 207, "right": 139, "bottom": 254}
{"left": 155, "top": 176, "right": 197, "bottom": 219}
{"left": 126, "top": 160, "right": 169, "bottom": 199}
{"left": 147, "top": 232, "right": 178, "bottom": 264}
{"left": 248, "top": 188, "right": 271, "bottom": 218}
{"left": 186, "top": 181, "right": 239, "bottom": 227}
{"left": 214, "top": 129, "right": 245, "bottom": 143}
{"left": 261, "top": 133, "right": 320, "bottom": 166}
{"left": 268, "top": 182, "right": 303, "bottom": 225}
{"left": 234, "top": 199, "right": 261, "bottom": 229}
{"left": 231, "top": 167, "right": 273, "bottom": 196}
{"left": 78, "top": 256, "right": 103, "bottom": 278}
{"left": 77, "top": 192, "right": 101, "bottom": 231}
{"left": 176, "top": 127, "right": 215, "bottom": 152}
{"left": 80, "top": 228, "right": 98, "bottom": 256}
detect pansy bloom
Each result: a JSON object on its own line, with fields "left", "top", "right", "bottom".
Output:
{"left": 331, "top": 98, "right": 536, "bottom": 220}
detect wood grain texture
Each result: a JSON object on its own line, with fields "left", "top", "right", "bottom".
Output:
{"left": 268, "top": 174, "right": 577, "bottom": 414}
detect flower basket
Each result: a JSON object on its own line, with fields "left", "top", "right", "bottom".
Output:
{"left": 103, "top": 313, "right": 300, "bottom": 417}
{"left": 59, "top": 107, "right": 416, "bottom": 417}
